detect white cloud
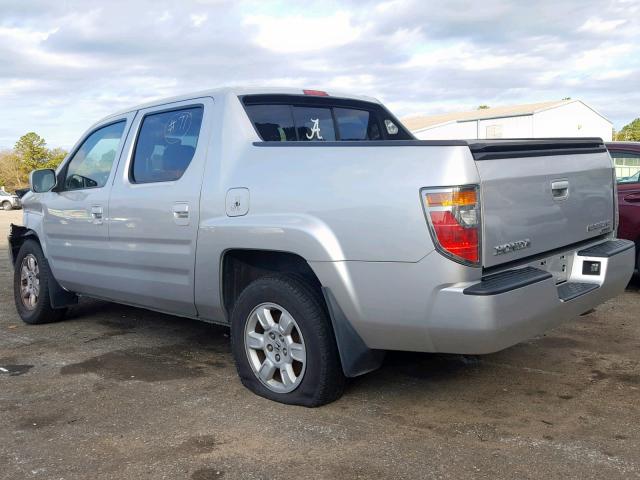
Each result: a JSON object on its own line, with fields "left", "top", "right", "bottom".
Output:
{"left": 244, "top": 11, "right": 362, "bottom": 53}
{"left": 190, "top": 13, "right": 208, "bottom": 27}
{"left": 579, "top": 17, "right": 627, "bottom": 33}
{"left": 0, "top": 0, "right": 639, "bottom": 148}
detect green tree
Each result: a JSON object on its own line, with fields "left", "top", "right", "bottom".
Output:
{"left": 615, "top": 118, "right": 640, "bottom": 141}
{"left": 14, "top": 132, "right": 49, "bottom": 171}
{"left": 46, "top": 147, "right": 68, "bottom": 169}
{"left": 0, "top": 133, "right": 68, "bottom": 192}
{"left": 477, "top": 105, "right": 490, "bottom": 110}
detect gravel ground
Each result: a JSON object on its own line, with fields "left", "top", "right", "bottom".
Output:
{"left": 1, "top": 209, "right": 639, "bottom": 480}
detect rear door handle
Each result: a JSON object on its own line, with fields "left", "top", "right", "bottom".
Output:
{"left": 90, "top": 205, "right": 103, "bottom": 225}
{"left": 172, "top": 203, "right": 190, "bottom": 226}
{"left": 624, "top": 193, "right": 640, "bottom": 203}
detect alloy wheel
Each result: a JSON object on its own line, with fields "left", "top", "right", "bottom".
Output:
{"left": 244, "top": 302, "right": 307, "bottom": 393}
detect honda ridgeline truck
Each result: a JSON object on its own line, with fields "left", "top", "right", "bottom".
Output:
{"left": 10, "top": 88, "right": 635, "bottom": 406}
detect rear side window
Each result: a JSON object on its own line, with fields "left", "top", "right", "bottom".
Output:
{"left": 131, "top": 106, "right": 203, "bottom": 183}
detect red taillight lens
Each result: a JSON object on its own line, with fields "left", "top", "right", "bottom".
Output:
{"left": 422, "top": 186, "right": 480, "bottom": 265}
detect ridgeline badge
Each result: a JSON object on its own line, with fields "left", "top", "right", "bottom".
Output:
{"left": 305, "top": 118, "right": 323, "bottom": 140}
{"left": 586, "top": 220, "right": 612, "bottom": 233}
{"left": 494, "top": 239, "right": 531, "bottom": 256}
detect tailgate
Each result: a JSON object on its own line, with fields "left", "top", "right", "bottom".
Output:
{"left": 469, "top": 139, "right": 615, "bottom": 268}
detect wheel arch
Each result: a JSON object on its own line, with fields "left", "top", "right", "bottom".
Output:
{"left": 9, "top": 224, "right": 77, "bottom": 309}
{"left": 220, "top": 248, "right": 384, "bottom": 378}
{"left": 8, "top": 224, "right": 40, "bottom": 267}
{"left": 221, "top": 249, "right": 322, "bottom": 319}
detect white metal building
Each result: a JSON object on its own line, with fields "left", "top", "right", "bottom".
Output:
{"left": 403, "top": 100, "right": 613, "bottom": 141}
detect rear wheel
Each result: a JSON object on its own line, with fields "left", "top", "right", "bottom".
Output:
{"left": 231, "top": 274, "right": 345, "bottom": 407}
{"left": 13, "top": 240, "right": 66, "bottom": 324}
{"left": 2, "top": 201, "right": 12, "bottom": 211}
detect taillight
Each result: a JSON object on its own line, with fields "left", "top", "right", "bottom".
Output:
{"left": 421, "top": 185, "right": 481, "bottom": 266}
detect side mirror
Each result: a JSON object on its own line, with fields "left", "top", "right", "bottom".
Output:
{"left": 30, "top": 169, "right": 57, "bottom": 193}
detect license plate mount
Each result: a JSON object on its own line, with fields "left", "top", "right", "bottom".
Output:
{"left": 537, "top": 253, "right": 571, "bottom": 284}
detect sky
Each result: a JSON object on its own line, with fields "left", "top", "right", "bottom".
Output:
{"left": 1, "top": 0, "right": 639, "bottom": 149}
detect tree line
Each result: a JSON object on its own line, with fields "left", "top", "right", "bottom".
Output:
{"left": 0, "top": 133, "right": 67, "bottom": 193}
{"left": 615, "top": 118, "right": 640, "bottom": 141}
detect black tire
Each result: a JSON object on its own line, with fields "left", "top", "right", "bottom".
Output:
{"left": 2, "top": 201, "right": 12, "bottom": 211}
{"left": 231, "top": 274, "right": 345, "bottom": 407}
{"left": 13, "top": 239, "right": 67, "bottom": 324}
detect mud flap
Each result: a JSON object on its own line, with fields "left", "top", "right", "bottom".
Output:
{"left": 322, "top": 287, "right": 385, "bottom": 377}
{"left": 48, "top": 273, "right": 78, "bottom": 309}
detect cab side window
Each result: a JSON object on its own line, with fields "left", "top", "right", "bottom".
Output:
{"left": 131, "top": 106, "right": 204, "bottom": 183}
{"left": 63, "top": 121, "right": 126, "bottom": 190}
{"left": 611, "top": 151, "right": 640, "bottom": 184}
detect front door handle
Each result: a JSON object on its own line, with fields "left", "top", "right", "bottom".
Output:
{"left": 172, "top": 203, "right": 190, "bottom": 226}
{"left": 624, "top": 193, "right": 640, "bottom": 203}
{"left": 90, "top": 205, "right": 103, "bottom": 225}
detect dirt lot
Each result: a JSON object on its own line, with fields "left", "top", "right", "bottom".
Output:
{"left": 1, "top": 209, "right": 639, "bottom": 480}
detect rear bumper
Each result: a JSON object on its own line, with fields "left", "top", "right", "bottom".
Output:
{"left": 311, "top": 239, "right": 635, "bottom": 355}
{"left": 428, "top": 239, "right": 634, "bottom": 353}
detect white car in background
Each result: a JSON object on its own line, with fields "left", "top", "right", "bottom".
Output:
{"left": 0, "top": 190, "right": 21, "bottom": 210}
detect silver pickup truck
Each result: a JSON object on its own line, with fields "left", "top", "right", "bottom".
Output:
{"left": 10, "top": 88, "right": 635, "bottom": 406}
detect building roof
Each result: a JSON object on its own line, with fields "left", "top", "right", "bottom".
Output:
{"left": 402, "top": 99, "right": 602, "bottom": 132}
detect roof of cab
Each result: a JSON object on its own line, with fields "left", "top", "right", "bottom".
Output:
{"left": 100, "top": 87, "right": 381, "bottom": 123}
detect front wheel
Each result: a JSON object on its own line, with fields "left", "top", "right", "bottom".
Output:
{"left": 2, "top": 201, "right": 12, "bottom": 211}
{"left": 231, "top": 275, "right": 345, "bottom": 407}
{"left": 13, "top": 240, "right": 67, "bottom": 324}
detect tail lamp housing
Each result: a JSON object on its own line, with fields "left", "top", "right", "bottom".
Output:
{"left": 421, "top": 185, "right": 481, "bottom": 266}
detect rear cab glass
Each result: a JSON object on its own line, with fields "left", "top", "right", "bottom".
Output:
{"left": 242, "top": 94, "right": 412, "bottom": 142}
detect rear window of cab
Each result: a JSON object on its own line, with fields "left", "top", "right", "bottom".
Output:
{"left": 242, "top": 95, "right": 412, "bottom": 142}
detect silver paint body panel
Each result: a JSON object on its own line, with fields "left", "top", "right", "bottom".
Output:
{"left": 19, "top": 87, "right": 634, "bottom": 354}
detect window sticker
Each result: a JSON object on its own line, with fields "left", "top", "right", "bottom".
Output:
{"left": 164, "top": 111, "right": 193, "bottom": 144}
{"left": 384, "top": 119, "right": 399, "bottom": 135}
{"left": 305, "top": 118, "right": 324, "bottom": 140}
